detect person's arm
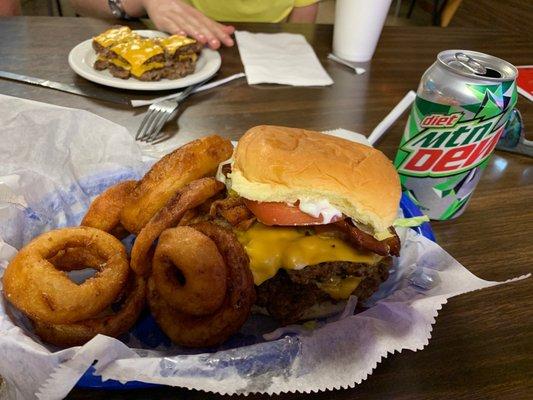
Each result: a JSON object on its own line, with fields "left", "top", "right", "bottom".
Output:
{"left": 69, "top": 0, "right": 116, "bottom": 18}
{"left": 69, "top": 0, "right": 234, "bottom": 49}
{"left": 288, "top": 2, "right": 319, "bottom": 23}
{"left": 0, "top": 0, "right": 21, "bottom": 16}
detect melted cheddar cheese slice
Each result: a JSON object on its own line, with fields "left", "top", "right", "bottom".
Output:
{"left": 178, "top": 53, "right": 198, "bottom": 63}
{"left": 317, "top": 276, "right": 362, "bottom": 300}
{"left": 236, "top": 223, "right": 382, "bottom": 286}
{"left": 98, "top": 56, "right": 165, "bottom": 78}
{"left": 158, "top": 35, "right": 196, "bottom": 55}
{"left": 93, "top": 26, "right": 136, "bottom": 48}
{"left": 110, "top": 39, "right": 164, "bottom": 77}
{"left": 130, "top": 61, "right": 165, "bottom": 77}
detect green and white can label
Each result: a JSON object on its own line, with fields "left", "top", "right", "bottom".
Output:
{"left": 394, "top": 81, "right": 517, "bottom": 220}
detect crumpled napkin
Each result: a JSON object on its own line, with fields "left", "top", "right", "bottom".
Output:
{"left": 0, "top": 95, "right": 529, "bottom": 400}
{"left": 235, "top": 31, "right": 333, "bottom": 86}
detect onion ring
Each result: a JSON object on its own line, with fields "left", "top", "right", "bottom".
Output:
{"left": 130, "top": 177, "right": 225, "bottom": 277}
{"left": 2, "top": 227, "right": 129, "bottom": 324}
{"left": 32, "top": 272, "right": 146, "bottom": 347}
{"left": 152, "top": 227, "right": 227, "bottom": 316}
{"left": 120, "top": 136, "right": 233, "bottom": 234}
{"left": 147, "top": 222, "right": 255, "bottom": 348}
{"left": 81, "top": 180, "right": 136, "bottom": 238}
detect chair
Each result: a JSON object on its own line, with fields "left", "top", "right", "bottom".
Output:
{"left": 46, "top": 0, "right": 63, "bottom": 16}
{"left": 447, "top": 0, "right": 531, "bottom": 32}
{"left": 406, "top": 0, "right": 451, "bottom": 26}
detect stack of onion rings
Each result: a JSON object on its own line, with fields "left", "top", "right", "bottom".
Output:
{"left": 2, "top": 227, "right": 145, "bottom": 346}
{"left": 147, "top": 223, "right": 256, "bottom": 347}
{"left": 3, "top": 227, "right": 130, "bottom": 323}
{"left": 2, "top": 135, "right": 257, "bottom": 349}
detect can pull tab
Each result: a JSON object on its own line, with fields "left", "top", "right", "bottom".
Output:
{"left": 455, "top": 52, "right": 487, "bottom": 75}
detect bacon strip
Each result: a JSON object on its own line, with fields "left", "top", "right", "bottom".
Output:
{"left": 334, "top": 220, "right": 400, "bottom": 257}
{"left": 210, "top": 196, "right": 256, "bottom": 229}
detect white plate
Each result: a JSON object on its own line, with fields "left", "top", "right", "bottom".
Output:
{"left": 68, "top": 30, "right": 221, "bottom": 91}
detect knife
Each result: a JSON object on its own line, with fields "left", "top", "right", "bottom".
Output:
{"left": 0, "top": 71, "right": 131, "bottom": 106}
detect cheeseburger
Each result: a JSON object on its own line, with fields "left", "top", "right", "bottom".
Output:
{"left": 212, "top": 125, "right": 401, "bottom": 324}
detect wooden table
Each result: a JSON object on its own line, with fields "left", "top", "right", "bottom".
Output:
{"left": 0, "top": 17, "right": 531, "bottom": 400}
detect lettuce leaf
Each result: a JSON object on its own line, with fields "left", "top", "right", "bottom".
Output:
{"left": 393, "top": 215, "right": 430, "bottom": 227}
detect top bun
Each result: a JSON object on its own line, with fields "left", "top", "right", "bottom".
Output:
{"left": 231, "top": 125, "right": 401, "bottom": 233}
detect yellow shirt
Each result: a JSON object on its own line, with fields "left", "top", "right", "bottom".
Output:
{"left": 182, "top": 0, "right": 318, "bottom": 23}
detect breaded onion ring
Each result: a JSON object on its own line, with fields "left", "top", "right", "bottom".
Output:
{"left": 32, "top": 272, "right": 146, "bottom": 347}
{"left": 130, "top": 178, "right": 224, "bottom": 277}
{"left": 2, "top": 227, "right": 129, "bottom": 324}
{"left": 81, "top": 180, "right": 136, "bottom": 238}
{"left": 120, "top": 136, "right": 232, "bottom": 234}
{"left": 152, "top": 227, "right": 226, "bottom": 315}
{"left": 147, "top": 222, "right": 255, "bottom": 348}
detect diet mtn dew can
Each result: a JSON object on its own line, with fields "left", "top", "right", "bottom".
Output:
{"left": 394, "top": 50, "right": 517, "bottom": 220}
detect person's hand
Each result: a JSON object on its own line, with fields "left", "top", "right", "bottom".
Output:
{"left": 142, "top": 0, "right": 235, "bottom": 49}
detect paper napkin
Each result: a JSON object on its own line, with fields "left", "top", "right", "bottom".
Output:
{"left": 235, "top": 31, "right": 333, "bottom": 86}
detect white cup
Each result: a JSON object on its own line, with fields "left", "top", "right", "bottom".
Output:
{"left": 332, "top": 0, "right": 392, "bottom": 62}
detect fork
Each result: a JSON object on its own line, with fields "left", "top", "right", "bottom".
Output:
{"left": 135, "top": 99, "right": 179, "bottom": 143}
{"left": 135, "top": 78, "right": 210, "bottom": 143}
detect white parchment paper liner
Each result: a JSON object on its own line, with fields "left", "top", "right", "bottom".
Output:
{"left": 0, "top": 95, "right": 528, "bottom": 400}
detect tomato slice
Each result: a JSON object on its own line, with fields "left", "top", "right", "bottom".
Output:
{"left": 244, "top": 199, "right": 344, "bottom": 226}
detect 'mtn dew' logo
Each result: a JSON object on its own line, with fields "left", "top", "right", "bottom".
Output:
{"left": 396, "top": 112, "right": 504, "bottom": 177}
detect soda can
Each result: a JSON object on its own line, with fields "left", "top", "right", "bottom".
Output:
{"left": 394, "top": 50, "right": 518, "bottom": 220}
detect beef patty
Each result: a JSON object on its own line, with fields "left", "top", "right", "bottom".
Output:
{"left": 256, "top": 258, "right": 392, "bottom": 324}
